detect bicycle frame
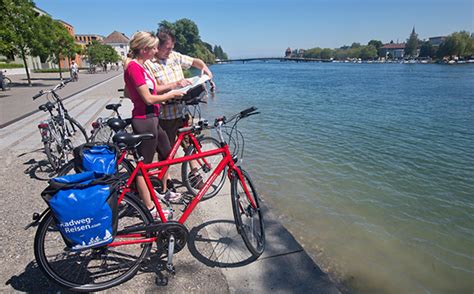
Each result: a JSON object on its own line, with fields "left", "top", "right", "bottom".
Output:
{"left": 109, "top": 142, "right": 255, "bottom": 247}
{"left": 116, "top": 123, "right": 212, "bottom": 184}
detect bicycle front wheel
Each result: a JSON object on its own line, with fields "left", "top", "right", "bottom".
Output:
{"left": 3, "top": 77, "right": 12, "bottom": 90}
{"left": 181, "top": 136, "right": 226, "bottom": 199}
{"left": 34, "top": 194, "right": 152, "bottom": 292}
{"left": 64, "top": 116, "right": 89, "bottom": 147}
{"left": 231, "top": 168, "right": 265, "bottom": 257}
{"left": 44, "top": 128, "right": 65, "bottom": 171}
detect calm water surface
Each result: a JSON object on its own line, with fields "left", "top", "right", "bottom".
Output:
{"left": 201, "top": 62, "right": 474, "bottom": 293}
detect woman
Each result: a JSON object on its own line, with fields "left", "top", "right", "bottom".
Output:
{"left": 124, "top": 31, "right": 185, "bottom": 218}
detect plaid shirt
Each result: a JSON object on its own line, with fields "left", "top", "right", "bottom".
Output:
{"left": 144, "top": 51, "right": 193, "bottom": 120}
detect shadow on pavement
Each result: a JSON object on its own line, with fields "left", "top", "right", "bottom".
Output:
{"left": 5, "top": 261, "right": 71, "bottom": 293}
{"left": 20, "top": 151, "right": 56, "bottom": 181}
{"left": 187, "top": 219, "right": 257, "bottom": 268}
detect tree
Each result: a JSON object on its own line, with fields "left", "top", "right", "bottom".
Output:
{"left": 368, "top": 40, "right": 383, "bottom": 57}
{"left": 158, "top": 18, "right": 225, "bottom": 63}
{"left": 85, "top": 41, "right": 120, "bottom": 68}
{"left": 0, "top": 0, "right": 41, "bottom": 86}
{"left": 404, "top": 27, "right": 419, "bottom": 58}
{"left": 360, "top": 45, "right": 378, "bottom": 60}
{"left": 418, "top": 41, "right": 433, "bottom": 58}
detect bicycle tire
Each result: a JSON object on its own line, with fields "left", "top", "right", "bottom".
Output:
{"left": 44, "top": 125, "right": 67, "bottom": 171}
{"left": 3, "top": 77, "right": 12, "bottom": 90}
{"left": 90, "top": 123, "right": 114, "bottom": 143}
{"left": 231, "top": 168, "right": 265, "bottom": 257}
{"left": 34, "top": 193, "right": 153, "bottom": 292}
{"left": 181, "top": 136, "right": 226, "bottom": 199}
{"left": 65, "top": 116, "right": 89, "bottom": 145}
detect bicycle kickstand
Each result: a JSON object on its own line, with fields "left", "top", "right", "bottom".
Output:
{"left": 166, "top": 234, "right": 176, "bottom": 275}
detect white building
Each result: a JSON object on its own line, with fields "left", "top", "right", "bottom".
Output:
{"left": 103, "top": 31, "right": 130, "bottom": 65}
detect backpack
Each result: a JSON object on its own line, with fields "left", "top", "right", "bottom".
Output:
{"left": 41, "top": 171, "right": 119, "bottom": 251}
{"left": 73, "top": 143, "right": 118, "bottom": 174}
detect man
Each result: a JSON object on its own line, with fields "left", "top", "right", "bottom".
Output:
{"left": 144, "top": 29, "right": 215, "bottom": 146}
{"left": 71, "top": 61, "right": 79, "bottom": 81}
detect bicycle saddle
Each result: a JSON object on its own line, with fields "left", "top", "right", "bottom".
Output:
{"left": 39, "top": 102, "right": 55, "bottom": 112}
{"left": 112, "top": 132, "right": 154, "bottom": 149}
{"left": 105, "top": 103, "right": 122, "bottom": 111}
{"left": 107, "top": 118, "right": 130, "bottom": 132}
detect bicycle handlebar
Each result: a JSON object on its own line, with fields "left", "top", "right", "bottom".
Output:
{"left": 32, "top": 79, "right": 73, "bottom": 100}
{"left": 215, "top": 106, "right": 259, "bottom": 126}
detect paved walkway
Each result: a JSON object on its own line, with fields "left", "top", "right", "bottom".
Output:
{"left": 0, "top": 70, "right": 122, "bottom": 128}
{"left": 0, "top": 75, "right": 341, "bottom": 293}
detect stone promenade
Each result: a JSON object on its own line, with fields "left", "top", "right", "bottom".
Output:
{"left": 0, "top": 73, "right": 341, "bottom": 293}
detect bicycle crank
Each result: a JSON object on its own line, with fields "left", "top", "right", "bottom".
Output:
{"left": 155, "top": 221, "right": 189, "bottom": 255}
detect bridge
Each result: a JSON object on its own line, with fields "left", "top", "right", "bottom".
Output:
{"left": 221, "top": 57, "right": 333, "bottom": 63}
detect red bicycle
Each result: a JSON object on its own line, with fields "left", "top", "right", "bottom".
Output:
{"left": 31, "top": 107, "right": 265, "bottom": 291}
{"left": 89, "top": 101, "right": 225, "bottom": 199}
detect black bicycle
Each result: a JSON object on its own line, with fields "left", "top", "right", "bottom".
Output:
{"left": 1, "top": 70, "right": 12, "bottom": 91}
{"left": 34, "top": 79, "right": 89, "bottom": 172}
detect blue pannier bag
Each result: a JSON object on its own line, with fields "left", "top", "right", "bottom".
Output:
{"left": 73, "top": 143, "right": 118, "bottom": 174}
{"left": 41, "top": 171, "right": 118, "bottom": 251}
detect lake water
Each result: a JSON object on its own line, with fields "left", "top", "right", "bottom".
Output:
{"left": 200, "top": 62, "right": 474, "bottom": 293}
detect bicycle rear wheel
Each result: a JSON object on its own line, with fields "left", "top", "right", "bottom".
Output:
{"left": 181, "top": 136, "right": 226, "bottom": 199}
{"left": 34, "top": 194, "right": 152, "bottom": 292}
{"left": 231, "top": 168, "right": 265, "bottom": 257}
{"left": 90, "top": 122, "right": 114, "bottom": 143}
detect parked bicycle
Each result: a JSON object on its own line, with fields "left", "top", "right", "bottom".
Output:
{"left": 89, "top": 96, "right": 225, "bottom": 199}
{"left": 34, "top": 79, "right": 89, "bottom": 172}
{"left": 1, "top": 70, "right": 12, "bottom": 91}
{"left": 29, "top": 107, "right": 264, "bottom": 291}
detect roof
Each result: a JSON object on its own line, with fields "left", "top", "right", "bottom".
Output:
{"left": 103, "top": 31, "right": 130, "bottom": 44}
{"left": 381, "top": 43, "right": 405, "bottom": 49}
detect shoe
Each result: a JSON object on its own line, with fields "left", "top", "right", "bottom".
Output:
{"left": 189, "top": 172, "right": 205, "bottom": 189}
{"left": 164, "top": 190, "right": 182, "bottom": 202}
{"left": 149, "top": 206, "right": 170, "bottom": 220}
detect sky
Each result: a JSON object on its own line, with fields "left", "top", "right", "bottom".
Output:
{"left": 33, "top": 0, "right": 473, "bottom": 58}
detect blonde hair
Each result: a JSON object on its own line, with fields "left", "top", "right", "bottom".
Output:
{"left": 129, "top": 31, "right": 159, "bottom": 58}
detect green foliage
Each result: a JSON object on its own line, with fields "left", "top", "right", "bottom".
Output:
{"left": 437, "top": 31, "right": 474, "bottom": 58}
{"left": 0, "top": 63, "right": 24, "bottom": 68}
{"left": 368, "top": 40, "right": 383, "bottom": 50}
{"left": 213, "top": 45, "right": 228, "bottom": 60}
{"left": 419, "top": 41, "right": 434, "bottom": 58}
{"left": 304, "top": 44, "right": 377, "bottom": 60}
{"left": 158, "top": 18, "right": 228, "bottom": 63}
{"left": 405, "top": 28, "right": 419, "bottom": 58}
{"left": 0, "top": 0, "right": 40, "bottom": 84}
{"left": 85, "top": 41, "right": 120, "bottom": 65}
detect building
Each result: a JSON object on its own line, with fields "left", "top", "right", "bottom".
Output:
{"left": 379, "top": 43, "right": 406, "bottom": 59}
{"left": 75, "top": 34, "right": 104, "bottom": 45}
{"left": 57, "top": 20, "right": 82, "bottom": 68}
{"left": 428, "top": 36, "right": 446, "bottom": 47}
{"left": 285, "top": 47, "right": 292, "bottom": 57}
{"left": 103, "top": 31, "right": 130, "bottom": 62}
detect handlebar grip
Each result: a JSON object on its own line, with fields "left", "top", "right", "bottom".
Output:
{"left": 32, "top": 92, "right": 43, "bottom": 100}
{"left": 177, "top": 126, "right": 194, "bottom": 134}
{"left": 240, "top": 106, "right": 258, "bottom": 116}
